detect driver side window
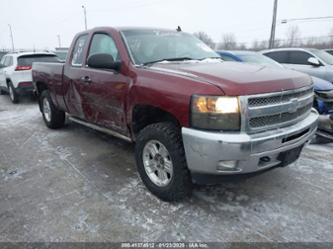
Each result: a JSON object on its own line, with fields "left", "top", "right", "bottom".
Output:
{"left": 88, "top": 33, "right": 119, "bottom": 62}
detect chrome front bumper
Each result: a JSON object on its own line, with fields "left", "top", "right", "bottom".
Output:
{"left": 182, "top": 109, "right": 319, "bottom": 175}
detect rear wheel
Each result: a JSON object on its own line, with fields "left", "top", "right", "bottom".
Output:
{"left": 40, "top": 90, "right": 65, "bottom": 129}
{"left": 135, "top": 122, "right": 192, "bottom": 202}
{"left": 8, "top": 83, "right": 19, "bottom": 103}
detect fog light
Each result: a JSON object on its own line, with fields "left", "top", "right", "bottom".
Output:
{"left": 217, "top": 160, "right": 237, "bottom": 171}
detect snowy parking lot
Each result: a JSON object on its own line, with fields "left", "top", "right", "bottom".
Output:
{"left": 0, "top": 95, "right": 332, "bottom": 242}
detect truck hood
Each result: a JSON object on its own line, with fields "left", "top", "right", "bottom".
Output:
{"left": 151, "top": 61, "right": 312, "bottom": 96}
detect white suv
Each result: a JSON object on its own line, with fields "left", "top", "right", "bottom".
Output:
{"left": 0, "top": 52, "right": 59, "bottom": 103}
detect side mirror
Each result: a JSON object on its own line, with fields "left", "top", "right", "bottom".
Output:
{"left": 308, "top": 57, "right": 321, "bottom": 67}
{"left": 87, "top": 53, "right": 121, "bottom": 71}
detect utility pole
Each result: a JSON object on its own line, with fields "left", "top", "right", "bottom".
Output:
{"left": 82, "top": 5, "right": 88, "bottom": 30}
{"left": 8, "top": 24, "right": 15, "bottom": 51}
{"left": 269, "top": 0, "right": 278, "bottom": 49}
{"left": 57, "top": 34, "right": 62, "bottom": 48}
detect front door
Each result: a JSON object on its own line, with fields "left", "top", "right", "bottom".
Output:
{"left": 77, "top": 33, "right": 130, "bottom": 136}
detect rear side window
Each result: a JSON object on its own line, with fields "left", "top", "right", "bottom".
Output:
{"left": 3, "top": 56, "right": 13, "bottom": 66}
{"left": 288, "top": 51, "right": 312, "bottom": 65}
{"left": 264, "top": 51, "right": 289, "bottom": 64}
{"left": 18, "top": 55, "right": 59, "bottom": 66}
{"left": 71, "top": 34, "right": 88, "bottom": 66}
{"left": 88, "top": 33, "right": 119, "bottom": 61}
{"left": 0, "top": 56, "right": 6, "bottom": 65}
{"left": 7, "top": 56, "right": 13, "bottom": 66}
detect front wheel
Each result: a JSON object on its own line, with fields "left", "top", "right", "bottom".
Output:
{"left": 135, "top": 122, "right": 192, "bottom": 202}
{"left": 40, "top": 90, "right": 65, "bottom": 129}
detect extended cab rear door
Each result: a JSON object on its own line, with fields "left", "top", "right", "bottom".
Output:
{"left": 63, "top": 34, "right": 90, "bottom": 119}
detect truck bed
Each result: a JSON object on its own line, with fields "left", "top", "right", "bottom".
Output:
{"left": 32, "top": 62, "right": 64, "bottom": 85}
{"left": 32, "top": 62, "right": 65, "bottom": 111}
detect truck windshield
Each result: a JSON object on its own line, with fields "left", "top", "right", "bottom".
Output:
{"left": 121, "top": 29, "right": 219, "bottom": 65}
{"left": 18, "top": 54, "right": 59, "bottom": 66}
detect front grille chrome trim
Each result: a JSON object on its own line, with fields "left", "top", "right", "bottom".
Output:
{"left": 240, "top": 85, "right": 314, "bottom": 133}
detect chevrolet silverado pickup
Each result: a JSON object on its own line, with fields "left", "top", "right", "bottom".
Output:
{"left": 32, "top": 27, "right": 319, "bottom": 201}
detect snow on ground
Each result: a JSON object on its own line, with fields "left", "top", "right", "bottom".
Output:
{"left": 0, "top": 95, "right": 332, "bottom": 242}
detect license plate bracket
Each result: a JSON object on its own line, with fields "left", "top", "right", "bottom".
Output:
{"left": 278, "top": 145, "right": 304, "bottom": 166}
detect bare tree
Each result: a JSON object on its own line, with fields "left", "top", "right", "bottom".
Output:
{"left": 217, "top": 33, "right": 237, "bottom": 50}
{"left": 193, "top": 31, "right": 215, "bottom": 49}
{"left": 285, "top": 25, "right": 301, "bottom": 47}
{"left": 329, "top": 27, "right": 333, "bottom": 48}
{"left": 238, "top": 43, "right": 247, "bottom": 50}
{"left": 251, "top": 40, "right": 260, "bottom": 51}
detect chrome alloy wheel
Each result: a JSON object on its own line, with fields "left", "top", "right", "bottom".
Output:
{"left": 143, "top": 140, "right": 173, "bottom": 187}
{"left": 42, "top": 97, "right": 51, "bottom": 122}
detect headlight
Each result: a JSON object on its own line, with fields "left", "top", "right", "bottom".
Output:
{"left": 191, "top": 95, "right": 240, "bottom": 131}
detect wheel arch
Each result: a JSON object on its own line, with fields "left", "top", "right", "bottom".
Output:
{"left": 35, "top": 81, "right": 49, "bottom": 112}
{"left": 131, "top": 104, "right": 181, "bottom": 140}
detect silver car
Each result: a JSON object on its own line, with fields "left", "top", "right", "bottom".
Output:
{"left": 262, "top": 48, "right": 333, "bottom": 83}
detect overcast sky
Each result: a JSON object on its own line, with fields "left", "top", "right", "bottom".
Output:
{"left": 0, "top": 0, "right": 332, "bottom": 50}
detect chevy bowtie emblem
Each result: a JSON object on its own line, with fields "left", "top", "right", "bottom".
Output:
{"left": 288, "top": 98, "right": 299, "bottom": 113}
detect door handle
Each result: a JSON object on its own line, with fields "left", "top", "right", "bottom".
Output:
{"left": 80, "top": 76, "right": 92, "bottom": 84}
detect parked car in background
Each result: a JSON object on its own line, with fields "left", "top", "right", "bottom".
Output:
{"left": 216, "top": 50, "right": 333, "bottom": 113}
{"left": 216, "top": 50, "right": 333, "bottom": 141}
{"left": 32, "top": 27, "right": 318, "bottom": 201}
{"left": 0, "top": 52, "right": 59, "bottom": 103}
{"left": 54, "top": 47, "right": 68, "bottom": 62}
{"left": 262, "top": 48, "right": 333, "bottom": 83}
{"left": 217, "top": 50, "right": 283, "bottom": 68}
{"left": 0, "top": 51, "right": 8, "bottom": 61}
{"left": 325, "top": 49, "right": 333, "bottom": 56}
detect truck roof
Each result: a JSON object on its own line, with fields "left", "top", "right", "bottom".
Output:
{"left": 75, "top": 26, "right": 180, "bottom": 36}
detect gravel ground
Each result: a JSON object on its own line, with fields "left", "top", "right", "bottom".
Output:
{"left": 0, "top": 95, "right": 332, "bottom": 242}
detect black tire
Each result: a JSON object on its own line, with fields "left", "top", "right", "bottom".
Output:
{"left": 8, "top": 82, "right": 19, "bottom": 103}
{"left": 40, "top": 90, "right": 65, "bottom": 129}
{"left": 135, "top": 122, "right": 192, "bottom": 202}
{"left": 0, "top": 88, "right": 5, "bottom": 95}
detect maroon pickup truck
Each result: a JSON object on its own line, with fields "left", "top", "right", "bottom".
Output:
{"left": 32, "top": 27, "right": 318, "bottom": 201}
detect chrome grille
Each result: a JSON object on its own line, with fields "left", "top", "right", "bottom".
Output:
{"left": 248, "top": 87, "right": 313, "bottom": 107}
{"left": 249, "top": 103, "right": 312, "bottom": 128}
{"left": 241, "top": 86, "right": 314, "bottom": 132}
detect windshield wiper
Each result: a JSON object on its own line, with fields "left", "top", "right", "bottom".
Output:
{"left": 142, "top": 57, "right": 196, "bottom": 66}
